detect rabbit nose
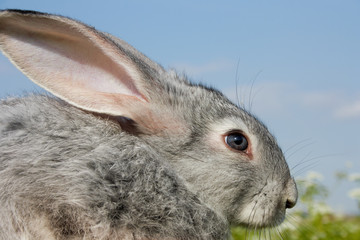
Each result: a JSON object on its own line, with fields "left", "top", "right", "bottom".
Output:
{"left": 285, "top": 177, "right": 298, "bottom": 209}
{"left": 286, "top": 198, "right": 296, "bottom": 209}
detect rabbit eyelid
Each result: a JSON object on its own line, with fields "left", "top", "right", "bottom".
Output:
{"left": 207, "top": 118, "right": 258, "bottom": 160}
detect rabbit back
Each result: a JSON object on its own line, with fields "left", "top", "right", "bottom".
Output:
{"left": 0, "top": 95, "right": 228, "bottom": 240}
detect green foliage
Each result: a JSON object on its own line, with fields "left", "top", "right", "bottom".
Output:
{"left": 231, "top": 171, "right": 360, "bottom": 239}
{"left": 231, "top": 213, "right": 360, "bottom": 240}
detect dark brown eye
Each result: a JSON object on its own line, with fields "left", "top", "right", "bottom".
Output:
{"left": 225, "top": 132, "right": 248, "bottom": 151}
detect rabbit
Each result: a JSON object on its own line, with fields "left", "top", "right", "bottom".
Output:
{"left": 0, "top": 9, "right": 298, "bottom": 240}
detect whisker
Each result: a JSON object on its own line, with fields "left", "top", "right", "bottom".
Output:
{"left": 292, "top": 159, "right": 323, "bottom": 177}
{"left": 258, "top": 227, "right": 262, "bottom": 240}
{"left": 267, "top": 227, "right": 272, "bottom": 240}
{"left": 289, "top": 214, "right": 315, "bottom": 238}
{"left": 271, "top": 152, "right": 290, "bottom": 183}
{"left": 249, "top": 200, "right": 259, "bottom": 226}
{"left": 290, "top": 151, "right": 314, "bottom": 172}
{"left": 286, "top": 214, "right": 301, "bottom": 228}
{"left": 245, "top": 224, "right": 249, "bottom": 240}
{"left": 283, "top": 138, "right": 313, "bottom": 156}
{"left": 275, "top": 226, "right": 284, "bottom": 240}
{"left": 291, "top": 153, "right": 339, "bottom": 178}
{"left": 248, "top": 70, "right": 262, "bottom": 112}
{"left": 246, "top": 201, "right": 259, "bottom": 240}
{"left": 235, "top": 57, "right": 242, "bottom": 108}
{"left": 285, "top": 141, "right": 315, "bottom": 162}
{"left": 180, "top": 151, "right": 206, "bottom": 163}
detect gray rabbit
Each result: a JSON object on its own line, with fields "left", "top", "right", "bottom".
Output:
{"left": 0, "top": 9, "right": 297, "bottom": 240}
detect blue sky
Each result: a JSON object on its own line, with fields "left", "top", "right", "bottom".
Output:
{"left": 0, "top": 0, "right": 359, "bottom": 213}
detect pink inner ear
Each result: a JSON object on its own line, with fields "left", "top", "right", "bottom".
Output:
{"left": 23, "top": 24, "right": 143, "bottom": 97}
{"left": 0, "top": 15, "right": 147, "bottom": 117}
{"left": 0, "top": 12, "right": 191, "bottom": 134}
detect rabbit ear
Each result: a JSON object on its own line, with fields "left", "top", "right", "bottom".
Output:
{"left": 0, "top": 10, "right": 161, "bottom": 120}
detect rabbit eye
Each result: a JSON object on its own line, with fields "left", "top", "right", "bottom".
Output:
{"left": 225, "top": 132, "right": 248, "bottom": 152}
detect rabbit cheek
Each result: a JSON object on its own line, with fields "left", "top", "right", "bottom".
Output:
{"left": 235, "top": 180, "right": 287, "bottom": 228}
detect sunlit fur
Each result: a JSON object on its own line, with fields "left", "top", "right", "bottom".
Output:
{"left": 0, "top": 10, "right": 297, "bottom": 240}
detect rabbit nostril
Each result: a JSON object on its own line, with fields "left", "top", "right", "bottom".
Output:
{"left": 285, "top": 199, "right": 296, "bottom": 209}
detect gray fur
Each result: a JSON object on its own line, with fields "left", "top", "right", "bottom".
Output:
{"left": 0, "top": 10, "right": 297, "bottom": 240}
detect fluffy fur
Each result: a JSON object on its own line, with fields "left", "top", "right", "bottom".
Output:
{"left": 0, "top": 10, "right": 297, "bottom": 240}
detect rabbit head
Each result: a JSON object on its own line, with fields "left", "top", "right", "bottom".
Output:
{"left": 0, "top": 9, "right": 297, "bottom": 232}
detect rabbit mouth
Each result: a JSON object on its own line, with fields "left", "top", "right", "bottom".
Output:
{"left": 235, "top": 199, "right": 286, "bottom": 229}
{"left": 233, "top": 181, "right": 290, "bottom": 229}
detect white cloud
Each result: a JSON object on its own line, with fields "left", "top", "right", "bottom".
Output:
{"left": 98, "top": 54, "right": 360, "bottom": 121}
{"left": 302, "top": 91, "right": 340, "bottom": 108}
{"left": 301, "top": 90, "right": 360, "bottom": 120}
{"left": 335, "top": 100, "right": 360, "bottom": 119}
{"left": 223, "top": 81, "right": 360, "bottom": 121}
